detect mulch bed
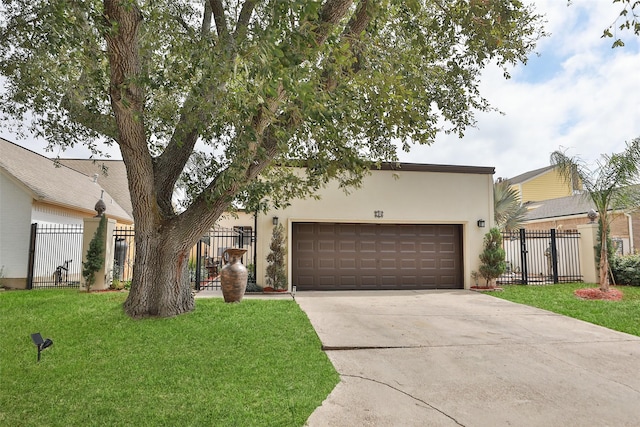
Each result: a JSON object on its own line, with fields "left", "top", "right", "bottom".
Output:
{"left": 574, "top": 287, "right": 623, "bottom": 301}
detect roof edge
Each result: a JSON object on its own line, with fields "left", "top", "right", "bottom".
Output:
{"left": 378, "top": 162, "right": 495, "bottom": 174}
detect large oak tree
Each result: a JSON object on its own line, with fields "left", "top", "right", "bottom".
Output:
{"left": 1, "top": 1, "right": 544, "bottom": 317}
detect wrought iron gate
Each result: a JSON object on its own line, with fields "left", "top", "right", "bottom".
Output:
{"left": 191, "top": 226, "right": 256, "bottom": 290}
{"left": 500, "top": 229, "right": 582, "bottom": 285}
{"left": 27, "top": 223, "right": 83, "bottom": 289}
{"left": 112, "top": 226, "right": 256, "bottom": 291}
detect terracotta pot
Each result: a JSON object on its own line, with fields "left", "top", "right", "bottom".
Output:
{"left": 220, "top": 248, "right": 248, "bottom": 303}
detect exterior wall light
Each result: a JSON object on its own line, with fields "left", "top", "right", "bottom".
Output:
{"left": 477, "top": 219, "right": 486, "bottom": 228}
{"left": 374, "top": 210, "right": 384, "bottom": 218}
{"left": 31, "top": 333, "right": 53, "bottom": 362}
{"left": 272, "top": 216, "right": 279, "bottom": 226}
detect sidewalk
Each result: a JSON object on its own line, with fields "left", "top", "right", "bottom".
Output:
{"left": 194, "top": 288, "right": 295, "bottom": 300}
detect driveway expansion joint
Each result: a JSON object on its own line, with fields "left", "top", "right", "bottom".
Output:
{"left": 322, "top": 345, "right": 424, "bottom": 351}
{"left": 342, "top": 374, "right": 466, "bottom": 427}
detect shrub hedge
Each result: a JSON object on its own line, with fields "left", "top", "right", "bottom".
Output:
{"left": 610, "top": 254, "right": 640, "bottom": 286}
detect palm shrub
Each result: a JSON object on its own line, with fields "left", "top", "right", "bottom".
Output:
{"left": 266, "top": 224, "right": 287, "bottom": 290}
{"left": 551, "top": 139, "right": 640, "bottom": 291}
{"left": 83, "top": 215, "right": 107, "bottom": 292}
{"left": 478, "top": 227, "right": 507, "bottom": 287}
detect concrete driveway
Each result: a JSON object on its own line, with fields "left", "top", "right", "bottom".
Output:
{"left": 295, "top": 290, "right": 640, "bottom": 427}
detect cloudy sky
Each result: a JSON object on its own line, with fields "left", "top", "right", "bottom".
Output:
{"left": 400, "top": 0, "right": 640, "bottom": 179}
{"left": 2, "top": 1, "right": 639, "bottom": 180}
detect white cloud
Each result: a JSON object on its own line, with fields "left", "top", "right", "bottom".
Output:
{"left": 400, "top": 0, "right": 640, "bottom": 179}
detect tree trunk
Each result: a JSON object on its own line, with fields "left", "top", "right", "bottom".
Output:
{"left": 123, "top": 230, "right": 194, "bottom": 318}
{"left": 599, "top": 226, "right": 610, "bottom": 292}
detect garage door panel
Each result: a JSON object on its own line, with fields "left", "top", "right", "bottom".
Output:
{"left": 379, "top": 241, "right": 397, "bottom": 252}
{"left": 297, "top": 242, "right": 314, "bottom": 253}
{"left": 361, "top": 258, "right": 377, "bottom": 269}
{"left": 340, "top": 258, "right": 357, "bottom": 269}
{"left": 360, "top": 241, "right": 376, "bottom": 252}
{"left": 379, "top": 258, "right": 399, "bottom": 269}
{"left": 420, "top": 242, "right": 436, "bottom": 253}
{"left": 318, "top": 240, "right": 336, "bottom": 252}
{"left": 340, "top": 241, "right": 356, "bottom": 252}
{"left": 292, "top": 223, "right": 462, "bottom": 290}
{"left": 318, "top": 258, "right": 335, "bottom": 269}
{"left": 297, "top": 259, "right": 314, "bottom": 269}
{"left": 400, "top": 241, "right": 418, "bottom": 252}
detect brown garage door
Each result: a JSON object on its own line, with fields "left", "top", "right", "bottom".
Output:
{"left": 292, "top": 223, "right": 463, "bottom": 290}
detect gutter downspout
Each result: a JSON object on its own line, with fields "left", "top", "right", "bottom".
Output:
{"left": 625, "top": 213, "right": 634, "bottom": 254}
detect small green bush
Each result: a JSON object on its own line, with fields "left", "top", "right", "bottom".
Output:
{"left": 266, "top": 224, "right": 287, "bottom": 290}
{"left": 478, "top": 227, "right": 506, "bottom": 287}
{"left": 83, "top": 215, "right": 107, "bottom": 291}
{"left": 610, "top": 254, "right": 640, "bottom": 286}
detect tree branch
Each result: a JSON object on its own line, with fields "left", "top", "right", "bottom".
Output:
{"left": 201, "top": 0, "right": 213, "bottom": 38}
{"left": 315, "top": 0, "right": 355, "bottom": 45}
{"left": 210, "top": 0, "right": 229, "bottom": 39}
{"left": 235, "top": 0, "right": 258, "bottom": 37}
{"left": 345, "top": 0, "right": 371, "bottom": 38}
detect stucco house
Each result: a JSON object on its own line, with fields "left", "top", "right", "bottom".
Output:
{"left": 2, "top": 136, "right": 496, "bottom": 290}
{"left": 0, "top": 138, "right": 132, "bottom": 288}
{"left": 197, "top": 164, "right": 495, "bottom": 291}
{"left": 254, "top": 163, "right": 494, "bottom": 290}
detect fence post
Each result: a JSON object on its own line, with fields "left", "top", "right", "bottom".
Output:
{"left": 195, "top": 241, "right": 202, "bottom": 291}
{"left": 26, "top": 223, "right": 37, "bottom": 290}
{"left": 519, "top": 228, "right": 528, "bottom": 284}
{"left": 577, "top": 223, "right": 599, "bottom": 284}
{"left": 550, "top": 229, "right": 559, "bottom": 283}
{"left": 82, "top": 216, "right": 116, "bottom": 291}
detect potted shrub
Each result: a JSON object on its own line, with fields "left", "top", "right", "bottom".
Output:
{"left": 265, "top": 223, "right": 287, "bottom": 291}
{"left": 83, "top": 214, "right": 107, "bottom": 292}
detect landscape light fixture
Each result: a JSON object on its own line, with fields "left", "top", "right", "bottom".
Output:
{"left": 477, "top": 219, "right": 486, "bottom": 228}
{"left": 272, "top": 216, "right": 279, "bottom": 226}
{"left": 31, "top": 333, "right": 53, "bottom": 362}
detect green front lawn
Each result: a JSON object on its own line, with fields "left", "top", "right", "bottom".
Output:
{"left": 491, "top": 283, "right": 640, "bottom": 337}
{"left": 0, "top": 290, "right": 338, "bottom": 426}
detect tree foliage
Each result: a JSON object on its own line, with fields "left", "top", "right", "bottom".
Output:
{"left": 551, "top": 138, "right": 640, "bottom": 292}
{"left": 494, "top": 179, "right": 528, "bottom": 231}
{"left": 0, "top": 1, "right": 544, "bottom": 317}
{"left": 601, "top": 0, "right": 640, "bottom": 47}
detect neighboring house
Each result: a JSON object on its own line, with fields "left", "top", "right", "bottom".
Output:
{"left": 523, "top": 194, "right": 638, "bottom": 255}
{"left": 507, "top": 165, "right": 580, "bottom": 204}
{"left": 504, "top": 164, "right": 638, "bottom": 255}
{"left": 0, "top": 138, "right": 132, "bottom": 288}
{"left": 58, "top": 159, "right": 133, "bottom": 219}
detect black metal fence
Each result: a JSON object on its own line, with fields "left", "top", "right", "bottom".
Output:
{"left": 500, "top": 229, "right": 582, "bottom": 285}
{"left": 112, "top": 226, "right": 256, "bottom": 291}
{"left": 113, "top": 226, "right": 135, "bottom": 286}
{"left": 27, "top": 223, "right": 83, "bottom": 289}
